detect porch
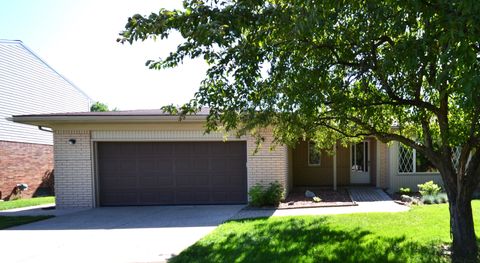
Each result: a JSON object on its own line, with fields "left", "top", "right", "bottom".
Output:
{"left": 290, "top": 139, "right": 380, "bottom": 191}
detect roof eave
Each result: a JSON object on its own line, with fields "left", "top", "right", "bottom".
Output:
{"left": 10, "top": 115, "right": 207, "bottom": 127}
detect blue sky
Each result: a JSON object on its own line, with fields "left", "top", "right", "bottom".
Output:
{"left": 0, "top": 0, "right": 208, "bottom": 110}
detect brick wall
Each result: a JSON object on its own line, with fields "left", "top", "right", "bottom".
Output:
{"left": 50, "top": 127, "right": 289, "bottom": 208}
{"left": 53, "top": 130, "right": 93, "bottom": 208}
{"left": 246, "top": 129, "right": 289, "bottom": 195}
{"left": 0, "top": 140, "right": 53, "bottom": 200}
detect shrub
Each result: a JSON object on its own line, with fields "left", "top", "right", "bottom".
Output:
{"left": 248, "top": 185, "right": 265, "bottom": 207}
{"left": 417, "top": 181, "right": 441, "bottom": 196}
{"left": 248, "top": 182, "right": 284, "bottom": 207}
{"left": 264, "top": 182, "right": 284, "bottom": 206}
{"left": 421, "top": 195, "right": 435, "bottom": 204}
{"left": 398, "top": 187, "right": 412, "bottom": 195}
{"left": 436, "top": 193, "right": 448, "bottom": 204}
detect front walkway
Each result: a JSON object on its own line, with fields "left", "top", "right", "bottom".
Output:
{"left": 233, "top": 188, "right": 409, "bottom": 220}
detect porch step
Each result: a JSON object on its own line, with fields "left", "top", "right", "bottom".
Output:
{"left": 348, "top": 188, "right": 392, "bottom": 202}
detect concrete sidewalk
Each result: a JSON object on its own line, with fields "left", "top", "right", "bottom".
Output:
{"left": 232, "top": 200, "right": 409, "bottom": 219}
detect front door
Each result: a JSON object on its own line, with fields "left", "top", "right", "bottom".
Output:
{"left": 350, "top": 141, "right": 370, "bottom": 184}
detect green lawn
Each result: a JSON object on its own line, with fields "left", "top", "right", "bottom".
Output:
{"left": 0, "top": 196, "right": 55, "bottom": 211}
{"left": 0, "top": 216, "right": 53, "bottom": 229}
{"left": 171, "top": 201, "right": 480, "bottom": 263}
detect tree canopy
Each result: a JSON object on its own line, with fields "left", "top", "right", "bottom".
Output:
{"left": 90, "top": 101, "right": 110, "bottom": 112}
{"left": 119, "top": 1, "right": 480, "bottom": 260}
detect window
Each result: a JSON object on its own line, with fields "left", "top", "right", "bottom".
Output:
{"left": 308, "top": 141, "right": 321, "bottom": 166}
{"left": 398, "top": 144, "right": 438, "bottom": 173}
{"left": 351, "top": 141, "right": 368, "bottom": 172}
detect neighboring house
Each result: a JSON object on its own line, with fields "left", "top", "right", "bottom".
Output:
{"left": 0, "top": 39, "right": 91, "bottom": 200}
{"left": 11, "top": 109, "right": 444, "bottom": 208}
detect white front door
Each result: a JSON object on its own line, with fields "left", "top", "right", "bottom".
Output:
{"left": 350, "top": 141, "right": 370, "bottom": 184}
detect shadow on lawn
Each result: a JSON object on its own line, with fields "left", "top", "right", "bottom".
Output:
{"left": 170, "top": 217, "right": 446, "bottom": 263}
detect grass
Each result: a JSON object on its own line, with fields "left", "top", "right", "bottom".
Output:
{"left": 0, "top": 216, "right": 53, "bottom": 229}
{"left": 171, "top": 201, "right": 480, "bottom": 263}
{"left": 0, "top": 196, "right": 55, "bottom": 211}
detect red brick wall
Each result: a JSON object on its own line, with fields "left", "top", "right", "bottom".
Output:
{"left": 0, "top": 141, "right": 53, "bottom": 200}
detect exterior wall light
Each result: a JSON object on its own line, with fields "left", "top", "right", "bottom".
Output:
{"left": 68, "top": 139, "right": 76, "bottom": 145}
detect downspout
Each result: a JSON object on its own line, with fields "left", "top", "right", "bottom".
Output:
{"left": 38, "top": 126, "right": 53, "bottom": 133}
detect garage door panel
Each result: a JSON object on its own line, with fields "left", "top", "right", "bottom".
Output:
{"left": 211, "top": 191, "right": 245, "bottom": 203}
{"left": 97, "top": 142, "right": 247, "bottom": 206}
{"left": 138, "top": 174, "right": 174, "bottom": 187}
{"left": 176, "top": 189, "right": 210, "bottom": 204}
{"left": 101, "top": 191, "right": 138, "bottom": 206}
{"left": 192, "top": 143, "right": 210, "bottom": 154}
{"left": 176, "top": 175, "right": 209, "bottom": 186}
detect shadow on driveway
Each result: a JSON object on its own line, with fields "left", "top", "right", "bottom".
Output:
{"left": 5, "top": 205, "right": 245, "bottom": 230}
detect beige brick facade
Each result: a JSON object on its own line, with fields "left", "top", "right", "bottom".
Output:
{"left": 53, "top": 130, "right": 93, "bottom": 208}
{"left": 246, "top": 131, "right": 289, "bottom": 195}
{"left": 52, "top": 126, "right": 289, "bottom": 208}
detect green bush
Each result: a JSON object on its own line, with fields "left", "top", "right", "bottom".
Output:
{"left": 417, "top": 181, "right": 441, "bottom": 196}
{"left": 248, "top": 185, "right": 265, "bottom": 207}
{"left": 248, "top": 182, "right": 284, "bottom": 207}
{"left": 421, "top": 195, "right": 435, "bottom": 204}
{"left": 435, "top": 193, "right": 448, "bottom": 204}
{"left": 398, "top": 187, "right": 412, "bottom": 195}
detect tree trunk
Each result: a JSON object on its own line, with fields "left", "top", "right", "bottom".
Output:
{"left": 449, "top": 196, "right": 478, "bottom": 262}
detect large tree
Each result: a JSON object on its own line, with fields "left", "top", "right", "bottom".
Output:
{"left": 119, "top": 0, "right": 480, "bottom": 261}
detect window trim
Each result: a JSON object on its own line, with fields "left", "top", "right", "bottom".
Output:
{"left": 398, "top": 144, "right": 439, "bottom": 175}
{"left": 308, "top": 141, "right": 321, "bottom": 166}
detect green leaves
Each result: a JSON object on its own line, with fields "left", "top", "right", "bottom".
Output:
{"left": 120, "top": 0, "right": 480, "bottom": 163}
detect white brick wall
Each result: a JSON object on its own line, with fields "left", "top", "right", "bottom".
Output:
{"left": 246, "top": 129, "right": 289, "bottom": 196}
{"left": 53, "top": 130, "right": 93, "bottom": 208}
{"left": 52, "top": 127, "right": 289, "bottom": 208}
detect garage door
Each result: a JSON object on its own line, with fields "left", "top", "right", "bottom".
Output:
{"left": 97, "top": 142, "right": 247, "bottom": 206}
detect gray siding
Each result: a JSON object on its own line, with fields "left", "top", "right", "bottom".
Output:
{"left": 0, "top": 40, "right": 90, "bottom": 145}
{"left": 387, "top": 141, "right": 443, "bottom": 193}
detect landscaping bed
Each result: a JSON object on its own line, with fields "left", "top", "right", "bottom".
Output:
{"left": 278, "top": 188, "right": 356, "bottom": 209}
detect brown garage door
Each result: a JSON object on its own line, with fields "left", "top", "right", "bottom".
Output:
{"left": 97, "top": 141, "right": 247, "bottom": 206}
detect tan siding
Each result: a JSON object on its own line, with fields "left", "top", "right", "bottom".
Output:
{"left": 292, "top": 141, "right": 333, "bottom": 186}
{"left": 370, "top": 139, "right": 377, "bottom": 185}
{"left": 377, "top": 141, "right": 389, "bottom": 188}
{"left": 336, "top": 145, "right": 350, "bottom": 185}
{"left": 287, "top": 148, "right": 293, "bottom": 193}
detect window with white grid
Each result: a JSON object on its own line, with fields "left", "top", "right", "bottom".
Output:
{"left": 398, "top": 144, "right": 438, "bottom": 173}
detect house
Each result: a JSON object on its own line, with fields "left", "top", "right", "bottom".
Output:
{"left": 0, "top": 40, "right": 91, "bottom": 200}
{"left": 10, "top": 109, "right": 444, "bottom": 208}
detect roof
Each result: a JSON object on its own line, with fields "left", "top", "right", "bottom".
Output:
{"left": 0, "top": 39, "right": 92, "bottom": 102}
{"left": 10, "top": 108, "right": 211, "bottom": 127}
{"left": 13, "top": 108, "right": 211, "bottom": 117}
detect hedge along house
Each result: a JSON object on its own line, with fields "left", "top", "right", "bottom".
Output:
{"left": 11, "top": 109, "right": 444, "bottom": 208}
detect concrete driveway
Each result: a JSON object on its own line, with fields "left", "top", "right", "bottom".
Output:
{"left": 0, "top": 205, "right": 244, "bottom": 263}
